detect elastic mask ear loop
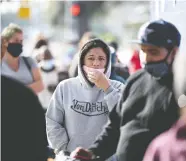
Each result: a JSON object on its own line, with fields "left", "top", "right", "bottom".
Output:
{"left": 166, "top": 47, "right": 174, "bottom": 66}
{"left": 164, "top": 47, "right": 176, "bottom": 73}
{"left": 162, "top": 46, "right": 172, "bottom": 62}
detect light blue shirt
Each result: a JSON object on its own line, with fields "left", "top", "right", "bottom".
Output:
{"left": 1, "top": 56, "right": 37, "bottom": 85}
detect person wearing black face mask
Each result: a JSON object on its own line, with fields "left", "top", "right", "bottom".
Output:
{"left": 7, "top": 42, "right": 23, "bottom": 58}
{"left": 1, "top": 23, "right": 44, "bottom": 94}
{"left": 70, "top": 19, "right": 182, "bottom": 161}
{"left": 136, "top": 20, "right": 180, "bottom": 79}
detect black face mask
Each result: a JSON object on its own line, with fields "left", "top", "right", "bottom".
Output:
{"left": 7, "top": 43, "right": 23, "bottom": 57}
{"left": 144, "top": 50, "right": 173, "bottom": 78}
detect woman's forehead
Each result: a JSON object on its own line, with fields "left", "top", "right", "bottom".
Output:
{"left": 86, "top": 47, "right": 106, "bottom": 57}
{"left": 11, "top": 32, "right": 23, "bottom": 40}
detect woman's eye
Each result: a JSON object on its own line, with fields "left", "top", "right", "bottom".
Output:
{"left": 99, "top": 58, "right": 105, "bottom": 61}
{"left": 88, "top": 58, "right": 94, "bottom": 60}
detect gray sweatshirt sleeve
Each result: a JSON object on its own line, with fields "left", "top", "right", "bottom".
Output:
{"left": 46, "top": 83, "right": 69, "bottom": 153}
{"left": 104, "top": 80, "right": 124, "bottom": 111}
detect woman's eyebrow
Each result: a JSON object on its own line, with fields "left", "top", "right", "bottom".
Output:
{"left": 99, "top": 56, "right": 106, "bottom": 58}
{"left": 87, "top": 54, "right": 94, "bottom": 57}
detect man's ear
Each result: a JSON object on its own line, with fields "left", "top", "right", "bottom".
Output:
{"left": 168, "top": 47, "right": 179, "bottom": 64}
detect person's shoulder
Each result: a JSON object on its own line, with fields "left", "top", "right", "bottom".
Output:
{"left": 127, "top": 69, "right": 148, "bottom": 83}
{"left": 2, "top": 75, "right": 44, "bottom": 116}
{"left": 119, "top": 69, "right": 148, "bottom": 92}
{"left": 1, "top": 75, "right": 40, "bottom": 108}
{"left": 58, "top": 77, "right": 79, "bottom": 87}
{"left": 129, "top": 69, "right": 146, "bottom": 79}
{"left": 2, "top": 75, "right": 36, "bottom": 96}
{"left": 2, "top": 75, "right": 25, "bottom": 89}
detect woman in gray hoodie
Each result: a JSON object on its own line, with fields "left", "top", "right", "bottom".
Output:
{"left": 46, "top": 39, "right": 124, "bottom": 157}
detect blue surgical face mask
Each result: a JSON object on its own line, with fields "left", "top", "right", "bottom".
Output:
{"left": 39, "top": 59, "right": 55, "bottom": 71}
{"left": 145, "top": 51, "right": 172, "bottom": 78}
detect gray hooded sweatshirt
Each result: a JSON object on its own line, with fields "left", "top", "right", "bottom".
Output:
{"left": 46, "top": 39, "right": 124, "bottom": 153}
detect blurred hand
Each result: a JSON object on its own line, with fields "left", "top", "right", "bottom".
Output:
{"left": 70, "top": 147, "right": 93, "bottom": 160}
{"left": 87, "top": 70, "right": 110, "bottom": 91}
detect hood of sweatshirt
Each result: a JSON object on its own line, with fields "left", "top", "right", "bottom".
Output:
{"left": 78, "top": 38, "right": 111, "bottom": 89}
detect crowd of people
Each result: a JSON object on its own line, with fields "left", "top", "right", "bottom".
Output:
{"left": 1, "top": 18, "right": 186, "bottom": 161}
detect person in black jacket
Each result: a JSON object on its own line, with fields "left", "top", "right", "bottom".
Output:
{"left": 1, "top": 76, "right": 48, "bottom": 161}
{"left": 70, "top": 19, "right": 181, "bottom": 161}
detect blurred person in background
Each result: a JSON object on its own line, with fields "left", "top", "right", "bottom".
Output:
{"left": 1, "top": 35, "right": 48, "bottom": 161}
{"left": 32, "top": 34, "right": 49, "bottom": 63}
{"left": 68, "top": 31, "right": 97, "bottom": 78}
{"left": 143, "top": 52, "right": 186, "bottom": 161}
{"left": 109, "top": 41, "right": 126, "bottom": 84}
{"left": 129, "top": 49, "right": 142, "bottom": 75}
{"left": 1, "top": 23, "right": 44, "bottom": 94}
{"left": 108, "top": 41, "right": 130, "bottom": 81}
{"left": 46, "top": 39, "right": 124, "bottom": 160}
{"left": 70, "top": 19, "right": 181, "bottom": 161}
{"left": 38, "top": 48, "right": 59, "bottom": 111}
{"left": 113, "top": 61, "right": 130, "bottom": 81}
{"left": 109, "top": 41, "right": 120, "bottom": 64}
{"left": 34, "top": 34, "right": 49, "bottom": 49}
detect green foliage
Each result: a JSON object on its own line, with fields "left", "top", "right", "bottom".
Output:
{"left": 99, "top": 32, "right": 118, "bottom": 43}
